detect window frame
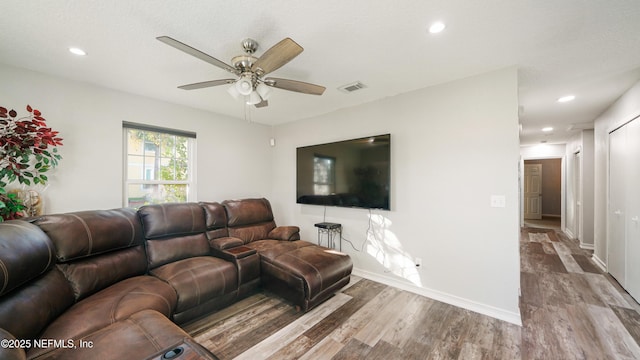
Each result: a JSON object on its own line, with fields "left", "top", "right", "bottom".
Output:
{"left": 122, "top": 122, "right": 197, "bottom": 208}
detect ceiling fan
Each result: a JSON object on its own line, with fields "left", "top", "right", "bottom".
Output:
{"left": 157, "top": 36, "right": 326, "bottom": 108}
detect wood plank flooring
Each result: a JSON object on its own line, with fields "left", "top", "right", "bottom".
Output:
{"left": 184, "top": 225, "right": 640, "bottom": 359}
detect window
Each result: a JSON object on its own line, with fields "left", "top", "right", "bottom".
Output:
{"left": 313, "top": 155, "right": 335, "bottom": 195}
{"left": 123, "top": 122, "right": 196, "bottom": 208}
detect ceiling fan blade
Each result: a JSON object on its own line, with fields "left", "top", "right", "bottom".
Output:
{"left": 254, "top": 99, "right": 269, "bottom": 108}
{"left": 265, "top": 77, "right": 326, "bottom": 95}
{"left": 157, "top": 36, "right": 239, "bottom": 75}
{"left": 251, "top": 38, "right": 303, "bottom": 75}
{"left": 178, "top": 79, "right": 235, "bottom": 90}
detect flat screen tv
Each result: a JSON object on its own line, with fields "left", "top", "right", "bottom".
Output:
{"left": 296, "top": 134, "right": 390, "bottom": 210}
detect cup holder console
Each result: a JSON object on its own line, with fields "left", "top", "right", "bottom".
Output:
{"left": 162, "top": 347, "right": 184, "bottom": 359}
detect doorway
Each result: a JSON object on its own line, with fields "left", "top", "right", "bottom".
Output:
{"left": 574, "top": 151, "right": 581, "bottom": 242}
{"left": 523, "top": 159, "right": 563, "bottom": 229}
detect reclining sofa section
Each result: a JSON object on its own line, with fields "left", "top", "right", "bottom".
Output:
{"left": 0, "top": 198, "right": 352, "bottom": 360}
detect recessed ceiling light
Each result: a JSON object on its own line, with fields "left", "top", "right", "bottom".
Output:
{"left": 429, "top": 22, "right": 446, "bottom": 34}
{"left": 557, "top": 95, "right": 575, "bottom": 103}
{"left": 68, "top": 47, "right": 87, "bottom": 56}
{"left": 542, "top": 127, "right": 553, "bottom": 132}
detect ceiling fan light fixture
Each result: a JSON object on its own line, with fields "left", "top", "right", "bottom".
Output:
{"left": 235, "top": 77, "right": 253, "bottom": 96}
{"left": 256, "top": 83, "right": 271, "bottom": 100}
{"left": 246, "top": 91, "right": 262, "bottom": 105}
{"left": 227, "top": 84, "right": 242, "bottom": 100}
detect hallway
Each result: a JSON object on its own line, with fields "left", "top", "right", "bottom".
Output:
{"left": 520, "top": 225, "right": 640, "bottom": 359}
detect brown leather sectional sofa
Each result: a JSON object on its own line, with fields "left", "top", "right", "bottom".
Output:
{"left": 0, "top": 198, "right": 353, "bottom": 360}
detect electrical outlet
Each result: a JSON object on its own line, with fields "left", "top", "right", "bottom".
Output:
{"left": 415, "top": 257, "right": 422, "bottom": 268}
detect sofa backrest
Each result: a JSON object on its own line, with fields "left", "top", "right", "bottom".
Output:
{"left": 138, "top": 203, "right": 210, "bottom": 269}
{"left": 200, "top": 202, "right": 229, "bottom": 240}
{"left": 34, "top": 208, "right": 147, "bottom": 301}
{"left": 222, "top": 198, "right": 277, "bottom": 243}
{"left": 0, "top": 221, "right": 75, "bottom": 341}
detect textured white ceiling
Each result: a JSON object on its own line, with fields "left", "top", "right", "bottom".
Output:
{"left": 1, "top": 0, "right": 639, "bottom": 145}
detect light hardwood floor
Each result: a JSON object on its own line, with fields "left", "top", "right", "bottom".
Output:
{"left": 184, "top": 226, "right": 640, "bottom": 359}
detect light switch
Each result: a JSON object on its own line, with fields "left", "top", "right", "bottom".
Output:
{"left": 490, "top": 195, "right": 506, "bottom": 208}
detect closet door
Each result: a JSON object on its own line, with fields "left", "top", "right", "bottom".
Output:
{"left": 626, "top": 118, "right": 640, "bottom": 301}
{"left": 608, "top": 126, "right": 627, "bottom": 286}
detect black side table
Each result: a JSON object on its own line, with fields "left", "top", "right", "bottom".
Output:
{"left": 314, "top": 222, "right": 342, "bottom": 251}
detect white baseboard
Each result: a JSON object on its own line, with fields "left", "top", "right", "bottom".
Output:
{"left": 579, "top": 242, "right": 594, "bottom": 250}
{"left": 352, "top": 267, "right": 522, "bottom": 326}
{"left": 563, "top": 228, "right": 575, "bottom": 239}
{"left": 542, "top": 214, "right": 561, "bottom": 218}
{"left": 591, "top": 254, "right": 607, "bottom": 272}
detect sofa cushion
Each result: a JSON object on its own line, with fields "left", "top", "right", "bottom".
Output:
{"left": 37, "top": 276, "right": 177, "bottom": 344}
{"left": 200, "top": 202, "right": 229, "bottom": 240}
{"left": 245, "top": 238, "right": 353, "bottom": 311}
{"left": 138, "top": 203, "right": 206, "bottom": 239}
{"left": 150, "top": 257, "right": 237, "bottom": 314}
{"left": 271, "top": 246, "right": 353, "bottom": 297}
{"left": 34, "top": 209, "right": 150, "bottom": 300}
{"left": 148, "top": 232, "right": 212, "bottom": 269}
{"left": 223, "top": 198, "right": 277, "bottom": 243}
{"left": 0, "top": 221, "right": 75, "bottom": 342}
{"left": 0, "top": 269, "right": 74, "bottom": 342}
{"left": 35, "top": 208, "right": 143, "bottom": 262}
{"left": 57, "top": 245, "right": 148, "bottom": 301}
{"left": 223, "top": 198, "right": 274, "bottom": 227}
{"left": 138, "top": 203, "right": 211, "bottom": 269}
{"left": 245, "top": 239, "right": 315, "bottom": 261}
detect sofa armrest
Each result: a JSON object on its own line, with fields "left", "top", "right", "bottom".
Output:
{"left": 268, "top": 226, "right": 301, "bottom": 241}
{"left": 211, "top": 245, "right": 257, "bottom": 263}
{"left": 209, "top": 236, "right": 244, "bottom": 251}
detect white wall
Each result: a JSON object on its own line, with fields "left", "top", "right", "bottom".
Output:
{"left": 1, "top": 63, "right": 522, "bottom": 324}
{"left": 272, "top": 68, "right": 522, "bottom": 324}
{"left": 583, "top": 130, "right": 595, "bottom": 248}
{"left": 563, "top": 130, "right": 594, "bottom": 248}
{"left": 0, "top": 64, "right": 273, "bottom": 213}
{"left": 565, "top": 135, "right": 581, "bottom": 239}
{"left": 593, "top": 80, "right": 640, "bottom": 269}
{"left": 520, "top": 144, "right": 566, "bottom": 159}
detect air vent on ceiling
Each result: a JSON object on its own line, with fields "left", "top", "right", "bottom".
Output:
{"left": 338, "top": 81, "right": 367, "bottom": 93}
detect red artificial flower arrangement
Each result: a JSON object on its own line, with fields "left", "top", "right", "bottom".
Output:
{"left": 0, "top": 105, "right": 63, "bottom": 220}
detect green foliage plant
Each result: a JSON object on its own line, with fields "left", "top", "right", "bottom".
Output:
{"left": 0, "top": 188, "right": 25, "bottom": 220}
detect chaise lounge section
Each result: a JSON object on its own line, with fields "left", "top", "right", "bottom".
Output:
{"left": 219, "top": 198, "right": 353, "bottom": 311}
{"left": 0, "top": 198, "right": 352, "bottom": 360}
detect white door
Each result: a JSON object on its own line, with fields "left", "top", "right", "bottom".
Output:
{"left": 524, "top": 164, "right": 542, "bottom": 220}
{"left": 626, "top": 118, "right": 640, "bottom": 301}
{"left": 609, "top": 127, "right": 627, "bottom": 286}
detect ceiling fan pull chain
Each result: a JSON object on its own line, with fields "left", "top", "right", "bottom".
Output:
{"left": 244, "top": 102, "right": 252, "bottom": 123}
